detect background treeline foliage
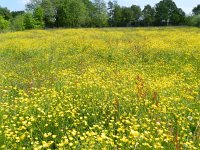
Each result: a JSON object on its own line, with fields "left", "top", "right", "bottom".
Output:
{"left": 0, "top": 0, "right": 200, "bottom": 31}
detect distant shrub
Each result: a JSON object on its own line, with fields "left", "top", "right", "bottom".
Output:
{"left": 186, "top": 15, "right": 200, "bottom": 27}
{"left": 11, "top": 15, "right": 25, "bottom": 31}
{"left": 0, "top": 15, "right": 10, "bottom": 31}
{"left": 191, "top": 15, "right": 200, "bottom": 27}
{"left": 24, "top": 13, "right": 35, "bottom": 29}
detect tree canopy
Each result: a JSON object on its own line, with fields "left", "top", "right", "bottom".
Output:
{"left": 192, "top": 5, "right": 200, "bottom": 15}
{"left": 0, "top": 0, "right": 199, "bottom": 31}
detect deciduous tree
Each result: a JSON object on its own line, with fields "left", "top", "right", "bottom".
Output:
{"left": 24, "top": 13, "right": 35, "bottom": 29}
{"left": 33, "top": 6, "right": 45, "bottom": 28}
{"left": 130, "top": 5, "right": 142, "bottom": 26}
{"left": 155, "top": 0, "right": 177, "bottom": 25}
{"left": 11, "top": 15, "right": 25, "bottom": 31}
{"left": 142, "top": 5, "right": 155, "bottom": 26}
{"left": 0, "top": 15, "right": 10, "bottom": 30}
{"left": 93, "top": 0, "right": 108, "bottom": 27}
{"left": 0, "top": 6, "right": 12, "bottom": 20}
{"left": 41, "top": 0, "right": 56, "bottom": 27}
{"left": 113, "top": 3, "right": 122, "bottom": 27}
{"left": 192, "top": 5, "right": 200, "bottom": 15}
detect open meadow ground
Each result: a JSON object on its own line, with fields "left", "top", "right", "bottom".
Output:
{"left": 0, "top": 27, "right": 200, "bottom": 149}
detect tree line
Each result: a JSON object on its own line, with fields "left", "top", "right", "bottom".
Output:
{"left": 0, "top": 0, "right": 200, "bottom": 31}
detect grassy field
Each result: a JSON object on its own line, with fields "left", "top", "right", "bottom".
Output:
{"left": 0, "top": 27, "right": 199, "bottom": 149}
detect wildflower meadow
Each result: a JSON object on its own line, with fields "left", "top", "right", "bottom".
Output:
{"left": 0, "top": 27, "right": 199, "bottom": 149}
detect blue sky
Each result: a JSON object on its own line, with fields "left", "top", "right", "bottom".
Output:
{"left": 0, "top": 0, "right": 199, "bottom": 14}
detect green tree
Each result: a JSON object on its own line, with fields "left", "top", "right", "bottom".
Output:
{"left": 55, "top": 0, "right": 66, "bottom": 27}
{"left": 0, "top": 6, "right": 12, "bottom": 20}
{"left": 107, "top": 0, "right": 119, "bottom": 27}
{"left": 26, "top": 0, "right": 42, "bottom": 11}
{"left": 24, "top": 13, "right": 35, "bottom": 29}
{"left": 93, "top": 0, "right": 108, "bottom": 27}
{"left": 56, "top": 0, "right": 87, "bottom": 27}
{"left": 155, "top": 0, "right": 178, "bottom": 25}
{"left": 142, "top": 5, "right": 155, "bottom": 26}
{"left": 187, "top": 15, "right": 200, "bottom": 27}
{"left": 120, "top": 5, "right": 141, "bottom": 27}
{"left": 41, "top": 0, "right": 56, "bottom": 27}
{"left": 33, "top": 6, "right": 45, "bottom": 28}
{"left": 192, "top": 15, "right": 200, "bottom": 27}
{"left": 170, "top": 8, "right": 185, "bottom": 25}
{"left": 26, "top": 0, "right": 57, "bottom": 27}
{"left": 68, "top": 0, "right": 87, "bottom": 27}
{"left": 121, "top": 7, "right": 132, "bottom": 26}
{"left": 192, "top": 5, "right": 200, "bottom": 15}
{"left": 11, "top": 11, "right": 25, "bottom": 18}
{"left": 113, "top": 3, "right": 122, "bottom": 27}
{"left": 11, "top": 15, "right": 25, "bottom": 31}
{"left": 0, "top": 15, "right": 10, "bottom": 31}
{"left": 130, "top": 5, "right": 142, "bottom": 26}
{"left": 82, "top": 0, "right": 96, "bottom": 27}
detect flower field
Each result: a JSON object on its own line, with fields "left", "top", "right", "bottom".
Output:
{"left": 0, "top": 27, "right": 199, "bottom": 149}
